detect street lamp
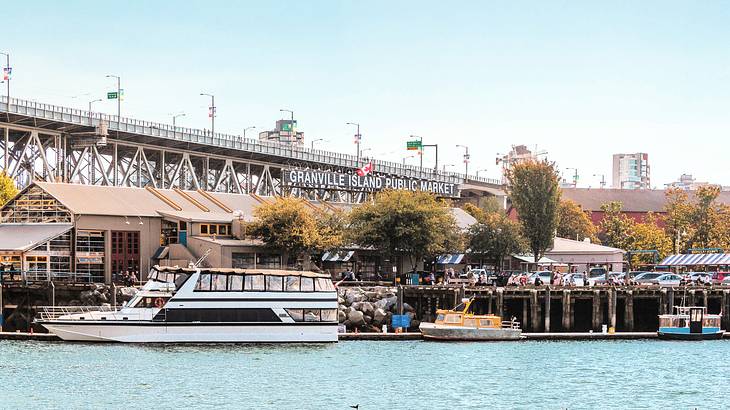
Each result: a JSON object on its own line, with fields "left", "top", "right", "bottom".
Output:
{"left": 106, "top": 74, "right": 121, "bottom": 129}
{"left": 443, "top": 164, "right": 455, "bottom": 173}
{"left": 402, "top": 154, "right": 416, "bottom": 165}
{"left": 593, "top": 174, "right": 606, "bottom": 189}
{"left": 565, "top": 167, "right": 579, "bottom": 187}
{"left": 311, "top": 138, "right": 324, "bottom": 150}
{"left": 475, "top": 168, "right": 489, "bottom": 178}
{"left": 171, "top": 112, "right": 186, "bottom": 128}
{"left": 456, "top": 144, "right": 470, "bottom": 181}
{"left": 0, "top": 51, "right": 9, "bottom": 107}
{"left": 88, "top": 99, "right": 102, "bottom": 112}
{"left": 243, "top": 126, "right": 256, "bottom": 139}
{"left": 201, "top": 93, "right": 216, "bottom": 135}
{"left": 346, "top": 122, "right": 361, "bottom": 165}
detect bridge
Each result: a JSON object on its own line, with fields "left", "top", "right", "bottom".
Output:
{"left": 0, "top": 97, "right": 503, "bottom": 203}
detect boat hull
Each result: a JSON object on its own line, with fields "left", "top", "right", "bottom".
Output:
{"left": 38, "top": 321, "right": 338, "bottom": 343}
{"left": 419, "top": 322, "right": 522, "bottom": 341}
{"left": 657, "top": 330, "right": 725, "bottom": 341}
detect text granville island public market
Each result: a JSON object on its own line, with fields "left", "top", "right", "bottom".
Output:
{"left": 284, "top": 170, "right": 458, "bottom": 197}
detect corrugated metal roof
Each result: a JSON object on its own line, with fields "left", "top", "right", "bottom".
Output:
{"left": 660, "top": 253, "right": 730, "bottom": 266}
{"left": 548, "top": 237, "right": 625, "bottom": 254}
{"left": 451, "top": 207, "right": 477, "bottom": 230}
{"left": 156, "top": 211, "right": 239, "bottom": 223}
{"left": 0, "top": 224, "right": 73, "bottom": 251}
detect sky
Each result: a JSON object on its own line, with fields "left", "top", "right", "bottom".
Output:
{"left": 4, "top": 1, "right": 730, "bottom": 187}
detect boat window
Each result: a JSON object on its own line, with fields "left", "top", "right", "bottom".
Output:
{"left": 211, "top": 274, "right": 227, "bottom": 291}
{"left": 321, "top": 309, "right": 337, "bottom": 322}
{"left": 479, "top": 319, "right": 494, "bottom": 328}
{"left": 304, "top": 309, "right": 320, "bottom": 322}
{"left": 286, "top": 308, "right": 304, "bottom": 322}
{"left": 174, "top": 273, "right": 191, "bottom": 288}
{"left": 196, "top": 273, "right": 212, "bottom": 291}
{"left": 301, "top": 277, "right": 314, "bottom": 292}
{"left": 284, "top": 276, "right": 301, "bottom": 292}
{"left": 445, "top": 314, "right": 462, "bottom": 324}
{"left": 244, "top": 274, "right": 265, "bottom": 291}
{"left": 436, "top": 314, "right": 445, "bottom": 322}
{"left": 316, "top": 278, "right": 334, "bottom": 292}
{"left": 463, "top": 318, "right": 477, "bottom": 327}
{"left": 266, "top": 275, "right": 283, "bottom": 292}
{"left": 229, "top": 274, "right": 243, "bottom": 292}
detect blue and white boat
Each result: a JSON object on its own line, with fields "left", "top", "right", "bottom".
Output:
{"left": 658, "top": 306, "right": 725, "bottom": 340}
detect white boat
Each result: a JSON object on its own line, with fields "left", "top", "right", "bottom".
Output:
{"left": 36, "top": 266, "right": 339, "bottom": 343}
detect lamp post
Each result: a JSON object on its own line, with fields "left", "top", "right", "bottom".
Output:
{"left": 243, "top": 126, "right": 256, "bottom": 139}
{"left": 201, "top": 93, "right": 216, "bottom": 135}
{"left": 565, "top": 167, "right": 579, "bottom": 187}
{"left": 172, "top": 112, "right": 186, "bottom": 128}
{"left": 402, "top": 154, "right": 416, "bottom": 165}
{"left": 346, "top": 122, "right": 361, "bottom": 165}
{"left": 106, "top": 74, "right": 121, "bottom": 129}
{"left": 593, "top": 174, "right": 606, "bottom": 189}
{"left": 0, "top": 52, "right": 9, "bottom": 108}
{"left": 88, "top": 99, "right": 102, "bottom": 112}
{"left": 310, "top": 138, "right": 324, "bottom": 150}
{"left": 475, "top": 168, "right": 488, "bottom": 178}
{"left": 456, "top": 144, "right": 470, "bottom": 180}
{"left": 442, "top": 164, "right": 455, "bottom": 173}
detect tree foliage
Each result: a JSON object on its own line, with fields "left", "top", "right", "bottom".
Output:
{"left": 348, "top": 190, "right": 461, "bottom": 271}
{"left": 0, "top": 172, "right": 18, "bottom": 207}
{"left": 467, "top": 212, "right": 526, "bottom": 269}
{"left": 249, "top": 197, "right": 346, "bottom": 266}
{"left": 599, "top": 202, "right": 673, "bottom": 266}
{"left": 556, "top": 199, "right": 599, "bottom": 243}
{"left": 598, "top": 201, "right": 636, "bottom": 250}
{"left": 663, "top": 185, "right": 730, "bottom": 252}
{"left": 506, "top": 160, "right": 561, "bottom": 262}
{"left": 462, "top": 202, "right": 487, "bottom": 223}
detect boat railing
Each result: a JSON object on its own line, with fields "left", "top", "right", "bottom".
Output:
{"left": 36, "top": 305, "right": 119, "bottom": 320}
{"left": 502, "top": 319, "right": 521, "bottom": 330}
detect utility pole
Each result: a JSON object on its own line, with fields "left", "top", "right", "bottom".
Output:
{"left": 593, "top": 174, "right": 606, "bottom": 189}
{"left": 347, "top": 122, "right": 361, "bottom": 165}
{"left": 0, "top": 52, "right": 9, "bottom": 109}
{"left": 106, "top": 74, "right": 121, "bottom": 130}
{"left": 201, "top": 93, "right": 216, "bottom": 135}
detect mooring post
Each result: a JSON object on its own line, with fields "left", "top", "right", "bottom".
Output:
{"left": 544, "top": 287, "right": 551, "bottom": 333}
{"left": 562, "top": 290, "right": 571, "bottom": 331}
{"left": 496, "top": 288, "right": 504, "bottom": 318}
{"left": 608, "top": 288, "right": 617, "bottom": 330}
{"left": 487, "top": 290, "right": 493, "bottom": 315}
{"left": 625, "top": 290, "right": 634, "bottom": 332}
{"left": 667, "top": 288, "right": 674, "bottom": 314}
{"left": 522, "top": 298, "right": 528, "bottom": 329}
{"left": 530, "top": 290, "right": 540, "bottom": 332}
{"left": 592, "top": 290, "right": 601, "bottom": 331}
{"left": 659, "top": 288, "right": 667, "bottom": 315}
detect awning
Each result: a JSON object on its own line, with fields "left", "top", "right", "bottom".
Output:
{"left": 659, "top": 253, "right": 730, "bottom": 266}
{"left": 436, "top": 254, "right": 465, "bottom": 264}
{"left": 0, "top": 224, "right": 73, "bottom": 251}
{"left": 512, "top": 254, "right": 560, "bottom": 264}
{"left": 321, "top": 250, "right": 355, "bottom": 262}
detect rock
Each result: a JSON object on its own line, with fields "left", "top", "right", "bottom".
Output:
{"left": 373, "top": 308, "right": 387, "bottom": 325}
{"left": 338, "top": 310, "right": 347, "bottom": 323}
{"left": 411, "top": 320, "right": 420, "bottom": 329}
{"left": 347, "top": 310, "right": 365, "bottom": 326}
{"left": 359, "top": 302, "right": 374, "bottom": 317}
{"left": 343, "top": 306, "right": 352, "bottom": 316}
{"left": 337, "top": 297, "right": 345, "bottom": 305}
{"left": 79, "top": 291, "right": 95, "bottom": 305}
{"left": 363, "top": 315, "right": 372, "bottom": 324}
{"left": 346, "top": 291, "right": 365, "bottom": 306}
{"left": 364, "top": 291, "right": 379, "bottom": 301}
{"left": 403, "top": 302, "right": 415, "bottom": 313}
{"left": 375, "top": 296, "right": 397, "bottom": 311}
{"left": 96, "top": 293, "right": 109, "bottom": 303}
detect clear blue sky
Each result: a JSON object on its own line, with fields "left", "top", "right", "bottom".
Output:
{"left": 5, "top": 1, "right": 730, "bottom": 187}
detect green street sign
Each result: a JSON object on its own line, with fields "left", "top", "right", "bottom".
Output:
{"left": 107, "top": 92, "right": 118, "bottom": 99}
{"left": 406, "top": 140, "right": 422, "bottom": 150}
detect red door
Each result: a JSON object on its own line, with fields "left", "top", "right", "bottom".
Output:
{"left": 111, "top": 231, "right": 140, "bottom": 277}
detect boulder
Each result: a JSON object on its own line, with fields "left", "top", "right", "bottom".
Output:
{"left": 338, "top": 310, "right": 347, "bottom": 323}
{"left": 411, "top": 320, "right": 420, "bottom": 329}
{"left": 364, "top": 291, "right": 379, "bottom": 301}
{"left": 359, "top": 302, "right": 375, "bottom": 317}
{"left": 375, "top": 296, "right": 397, "bottom": 311}
{"left": 363, "top": 315, "right": 372, "bottom": 324}
{"left": 373, "top": 308, "right": 387, "bottom": 325}
{"left": 346, "top": 291, "right": 365, "bottom": 306}
{"left": 347, "top": 310, "right": 365, "bottom": 326}
{"left": 403, "top": 302, "right": 415, "bottom": 313}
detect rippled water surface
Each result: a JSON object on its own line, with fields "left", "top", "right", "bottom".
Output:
{"left": 1, "top": 339, "right": 728, "bottom": 409}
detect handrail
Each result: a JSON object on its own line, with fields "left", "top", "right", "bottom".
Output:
{"left": 0, "top": 96, "right": 503, "bottom": 186}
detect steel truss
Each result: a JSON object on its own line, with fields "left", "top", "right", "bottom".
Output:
{"left": 0, "top": 124, "right": 372, "bottom": 202}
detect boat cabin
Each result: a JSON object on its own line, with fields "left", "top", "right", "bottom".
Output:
{"left": 433, "top": 298, "right": 515, "bottom": 329}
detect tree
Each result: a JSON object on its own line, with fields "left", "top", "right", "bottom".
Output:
{"left": 556, "top": 199, "right": 599, "bottom": 243}
{"left": 462, "top": 202, "right": 487, "bottom": 223}
{"left": 506, "top": 160, "right": 561, "bottom": 263}
{"left": 248, "top": 197, "right": 345, "bottom": 268}
{"left": 462, "top": 197, "right": 505, "bottom": 223}
{"left": 689, "top": 185, "right": 722, "bottom": 250}
{"left": 598, "top": 201, "right": 636, "bottom": 250}
{"left": 468, "top": 213, "right": 526, "bottom": 270}
{"left": 630, "top": 213, "right": 673, "bottom": 266}
{"left": 348, "top": 189, "right": 461, "bottom": 272}
{"left": 664, "top": 188, "right": 693, "bottom": 253}
{"left": 0, "top": 172, "right": 18, "bottom": 207}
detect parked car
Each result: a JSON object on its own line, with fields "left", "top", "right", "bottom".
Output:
{"left": 633, "top": 272, "right": 664, "bottom": 284}
{"left": 528, "top": 271, "right": 552, "bottom": 285}
{"left": 655, "top": 273, "right": 682, "bottom": 287}
{"left": 564, "top": 272, "right": 586, "bottom": 286}
{"left": 711, "top": 272, "right": 730, "bottom": 285}
{"left": 722, "top": 276, "right": 730, "bottom": 286}
{"left": 467, "top": 269, "right": 498, "bottom": 285}
{"left": 684, "top": 272, "right": 712, "bottom": 285}
{"left": 589, "top": 272, "right": 624, "bottom": 286}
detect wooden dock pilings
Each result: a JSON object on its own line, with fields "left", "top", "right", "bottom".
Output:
{"left": 402, "top": 286, "right": 730, "bottom": 333}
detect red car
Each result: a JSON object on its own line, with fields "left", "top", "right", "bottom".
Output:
{"left": 711, "top": 272, "right": 730, "bottom": 284}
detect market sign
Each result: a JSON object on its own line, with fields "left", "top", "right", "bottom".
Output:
{"left": 406, "top": 140, "right": 422, "bottom": 150}
{"left": 284, "top": 169, "right": 459, "bottom": 197}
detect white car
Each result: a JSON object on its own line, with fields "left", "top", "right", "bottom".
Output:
{"left": 564, "top": 273, "right": 586, "bottom": 286}
{"left": 655, "top": 273, "right": 682, "bottom": 287}
{"left": 528, "top": 271, "right": 552, "bottom": 285}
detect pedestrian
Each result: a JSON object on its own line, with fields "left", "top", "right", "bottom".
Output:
{"left": 130, "top": 271, "right": 138, "bottom": 286}
{"left": 534, "top": 276, "right": 542, "bottom": 286}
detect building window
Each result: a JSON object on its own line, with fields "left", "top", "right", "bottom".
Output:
{"left": 232, "top": 253, "right": 255, "bottom": 269}
{"left": 198, "top": 223, "right": 232, "bottom": 237}
{"left": 200, "top": 224, "right": 208, "bottom": 234}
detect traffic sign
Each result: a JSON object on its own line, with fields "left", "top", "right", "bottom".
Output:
{"left": 107, "top": 92, "right": 118, "bottom": 99}
{"left": 406, "top": 140, "right": 422, "bottom": 150}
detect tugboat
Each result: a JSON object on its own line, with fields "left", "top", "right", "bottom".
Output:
{"left": 657, "top": 306, "right": 725, "bottom": 340}
{"left": 419, "top": 298, "right": 523, "bottom": 341}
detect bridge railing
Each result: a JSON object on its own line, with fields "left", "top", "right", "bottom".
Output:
{"left": 1, "top": 96, "right": 502, "bottom": 186}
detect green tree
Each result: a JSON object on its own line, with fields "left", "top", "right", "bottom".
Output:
{"left": 556, "top": 199, "right": 599, "bottom": 243}
{"left": 689, "top": 185, "right": 722, "bottom": 250}
{"left": 348, "top": 189, "right": 461, "bottom": 272}
{"left": 506, "top": 160, "right": 561, "bottom": 263}
{"left": 598, "top": 201, "right": 635, "bottom": 250}
{"left": 630, "top": 213, "right": 673, "bottom": 266}
{"left": 249, "top": 197, "right": 344, "bottom": 268}
{"left": 664, "top": 188, "right": 693, "bottom": 253}
{"left": 468, "top": 212, "right": 526, "bottom": 270}
{"left": 0, "top": 171, "right": 18, "bottom": 206}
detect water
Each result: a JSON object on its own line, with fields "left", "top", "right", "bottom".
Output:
{"left": 1, "top": 339, "right": 728, "bottom": 409}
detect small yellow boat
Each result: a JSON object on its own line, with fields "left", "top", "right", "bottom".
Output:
{"left": 419, "top": 298, "right": 523, "bottom": 341}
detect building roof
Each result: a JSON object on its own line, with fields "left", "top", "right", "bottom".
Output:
{"left": 156, "top": 211, "right": 242, "bottom": 224}
{"left": 561, "top": 188, "right": 730, "bottom": 213}
{"left": 451, "top": 207, "right": 477, "bottom": 230}
{"left": 512, "top": 254, "right": 561, "bottom": 264}
{"left": 0, "top": 223, "right": 73, "bottom": 251}
{"left": 546, "top": 237, "right": 625, "bottom": 255}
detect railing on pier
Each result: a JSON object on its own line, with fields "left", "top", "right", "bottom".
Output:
{"left": 1, "top": 271, "right": 101, "bottom": 284}
{"left": 36, "top": 305, "right": 118, "bottom": 321}
{"left": 0, "top": 96, "right": 502, "bottom": 186}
